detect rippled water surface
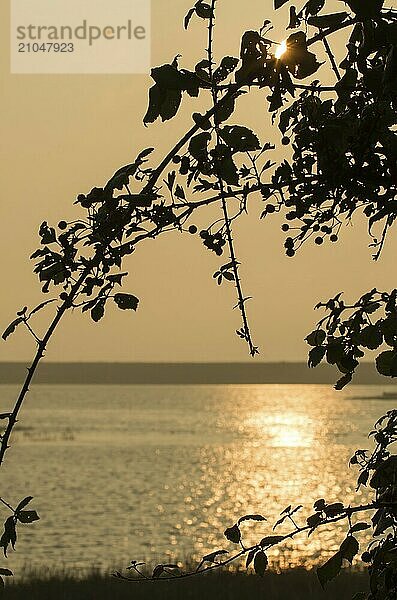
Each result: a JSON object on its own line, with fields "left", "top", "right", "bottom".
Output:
{"left": 0, "top": 383, "right": 396, "bottom": 573}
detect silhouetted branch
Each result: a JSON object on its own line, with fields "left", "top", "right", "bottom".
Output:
{"left": 114, "top": 501, "right": 393, "bottom": 583}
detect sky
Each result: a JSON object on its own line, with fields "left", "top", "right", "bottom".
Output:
{"left": 1, "top": 0, "right": 396, "bottom": 363}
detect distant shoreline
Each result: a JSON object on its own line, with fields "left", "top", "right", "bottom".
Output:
{"left": 0, "top": 362, "right": 393, "bottom": 385}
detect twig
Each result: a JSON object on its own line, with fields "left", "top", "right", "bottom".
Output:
{"left": 0, "top": 497, "right": 15, "bottom": 513}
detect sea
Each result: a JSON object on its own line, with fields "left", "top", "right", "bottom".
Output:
{"left": 0, "top": 383, "right": 395, "bottom": 575}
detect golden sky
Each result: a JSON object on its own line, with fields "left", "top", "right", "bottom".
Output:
{"left": 1, "top": 0, "right": 396, "bottom": 363}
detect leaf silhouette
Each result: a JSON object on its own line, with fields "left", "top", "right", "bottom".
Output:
{"left": 113, "top": 294, "right": 139, "bottom": 311}
{"left": 2, "top": 318, "right": 24, "bottom": 341}
{"left": 254, "top": 550, "right": 268, "bottom": 576}
{"left": 16, "top": 511, "right": 40, "bottom": 524}
{"left": 224, "top": 524, "right": 241, "bottom": 543}
{"left": 15, "top": 497, "right": 33, "bottom": 513}
{"left": 317, "top": 551, "right": 343, "bottom": 589}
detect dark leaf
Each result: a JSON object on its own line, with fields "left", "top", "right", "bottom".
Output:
{"left": 113, "top": 294, "right": 139, "bottom": 311}
{"left": 39, "top": 222, "right": 56, "bottom": 244}
{"left": 307, "top": 513, "right": 322, "bottom": 529}
{"left": 213, "top": 144, "right": 239, "bottom": 186}
{"left": 359, "top": 325, "right": 383, "bottom": 350}
{"left": 340, "top": 536, "right": 359, "bottom": 564}
{"left": 254, "top": 551, "right": 268, "bottom": 576}
{"left": 214, "top": 57, "right": 239, "bottom": 83}
{"left": 324, "top": 502, "right": 344, "bottom": 517}
{"left": 2, "top": 318, "right": 24, "bottom": 341}
{"left": 223, "top": 272, "right": 235, "bottom": 282}
{"left": 308, "top": 346, "right": 326, "bottom": 368}
{"left": 215, "top": 94, "right": 240, "bottom": 124}
{"left": 238, "top": 514, "right": 266, "bottom": 525}
{"left": 175, "top": 185, "right": 186, "bottom": 200}
{"left": 224, "top": 524, "right": 241, "bottom": 543}
{"left": 91, "top": 300, "right": 106, "bottom": 323}
{"left": 15, "top": 497, "right": 33, "bottom": 513}
{"left": 317, "top": 551, "right": 343, "bottom": 589}
{"left": 268, "top": 87, "right": 284, "bottom": 112}
{"left": 307, "top": 12, "right": 348, "bottom": 29}
{"left": 219, "top": 125, "right": 260, "bottom": 153}
{"left": 305, "top": 0, "right": 325, "bottom": 15}
{"left": 152, "top": 565, "right": 164, "bottom": 579}
{"left": 281, "top": 32, "right": 322, "bottom": 79}
{"left": 305, "top": 329, "right": 326, "bottom": 346}
{"left": 184, "top": 7, "right": 195, "bottom": 29}
{"left": 260, "top": 535, "right": 284, "bottom": 547}
{"left": 275, "top": 0, "right": 290, "bottom": 8}
{"left": 143, "top": 84, "right": 165, "bottom": 125}
{"left": 314, "top": 499, "right": 326, "bottom": 511}
{"left": 0, "top": 569, "right": 12, "bottom": 576}
{"left": 0, "top": 517, "right": 17, "bottom": 557}
{"left": 160, "top": 89, "right": 182, "bottom": 122}
{"left": 349, "top": 522, "right": 370, "bottom": 534}
{"left": 202, "top": 550, "right": 228, "bottom": 563}
{"left": 195, "top": 2, "right": 212, "bottom": 19}
{"left": 376, "top": 351, "right": 397, "bottom": 377}
{"left": 106, "top": 273, "right": 128, "bottom": 286}
{"left": 334, "top": 372, "right": 353, "bottom": 390}
{"left": 345, "top": 0, "right": 384, "bottom": 19}
{"left": 246, "top": 549, "right": 256, "bottom": 568}
{"left": 117, "top": 194, "right": 154, "bottom": 206}
{"left": 357, "top": 470, "right": 369, "bottom": 488}
{"left": 288, "top": 6, "right": 301, "bottom": 29}
{"left": 189, "top": 132, "right": 211, "bottom": 161}
{"left": 136, "top": 147, "right": 155, "bottom": 161}
{"left": 370, "top": 456, "right": 397, "bottom": 489}
{"left": 16, "top": 510, "right": 39, "bottom": 524}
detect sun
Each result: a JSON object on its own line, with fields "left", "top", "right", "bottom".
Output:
{"left": 275, "top": 39, "right": 287, "bottom": 60}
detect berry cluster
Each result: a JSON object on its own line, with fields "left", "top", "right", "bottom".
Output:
{"left": 150, "top": 204, "right": 177, "bottom": 228}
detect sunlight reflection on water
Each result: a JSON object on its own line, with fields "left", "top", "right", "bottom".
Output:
{"left": 0, "top": 383, "right": 394, "bottom": 573}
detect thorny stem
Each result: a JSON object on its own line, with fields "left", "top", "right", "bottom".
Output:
{"left": 208, "top": 0, "right": 258, "bottom": 356}
{"left": 0, "top": 268, "right": 90, "bottom": 468}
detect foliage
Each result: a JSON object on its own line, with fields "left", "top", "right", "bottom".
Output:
{"left": 1, "top": 0, "right": 397, "bottom": 596}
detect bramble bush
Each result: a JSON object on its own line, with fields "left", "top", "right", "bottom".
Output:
{"left": 2, "top": 0, "right": 397, "bottom": 597}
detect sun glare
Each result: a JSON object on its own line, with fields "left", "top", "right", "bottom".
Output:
{"left": 245, "top": 411, "right": 314, "bottom": 448}
{"left": 275, "top": 39, "right": 287, "bottom": 60}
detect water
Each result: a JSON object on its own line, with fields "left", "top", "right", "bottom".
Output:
{"left": 0, "top": 383, "right": 395, "bottom": 575}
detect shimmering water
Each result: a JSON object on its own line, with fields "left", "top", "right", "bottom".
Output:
{"left": 0, "top": 384, "right": 395, "bottom": 574}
